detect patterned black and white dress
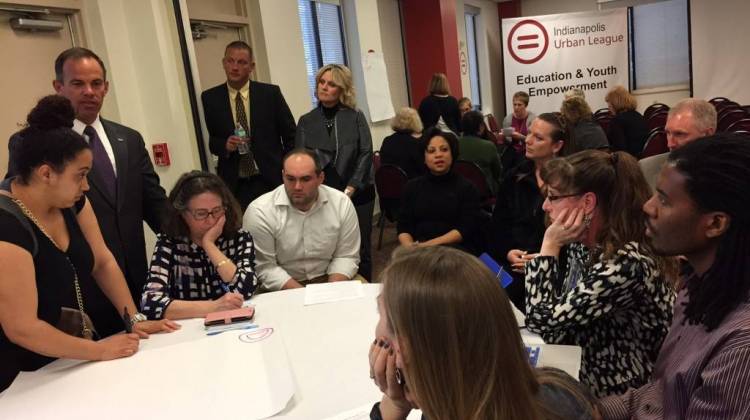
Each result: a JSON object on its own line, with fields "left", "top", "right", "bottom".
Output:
{"left": 525, "top": 241, "right": 674, "bottom": 398}
{"left": 140, "top": 231, "right": 258, "bottom": 319}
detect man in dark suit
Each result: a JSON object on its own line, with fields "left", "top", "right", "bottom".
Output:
{"left": 201, "top": 41, "right": 296, "bottom": 210}
{"left": 6, "top": 47, "right": 167, "bottom": 337}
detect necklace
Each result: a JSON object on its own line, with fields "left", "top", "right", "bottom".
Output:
{"left": 11, "top": 196, "right": 93, "bottom": 339}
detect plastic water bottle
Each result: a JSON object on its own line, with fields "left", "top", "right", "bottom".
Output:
{"left": 235, "top": 123, "right": 249, "bottom": 155}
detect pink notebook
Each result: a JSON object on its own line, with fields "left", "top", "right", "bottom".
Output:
{"left": 204, "top": 307, "right": 255, "bottom": 327}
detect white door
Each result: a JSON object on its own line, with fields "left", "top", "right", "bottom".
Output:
{"left": 0, "top": 11, "right": 77, "bottom": 177}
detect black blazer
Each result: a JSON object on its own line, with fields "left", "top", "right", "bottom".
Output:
{"left": 6, "top": 119, "right": 168, "bottom": 336}
{"left": 202, "top": 81, "right": 296, "bottom": 191}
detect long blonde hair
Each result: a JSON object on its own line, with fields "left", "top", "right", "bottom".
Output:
{"left": 315, "top": 64, "right": 356, "bottom": 108}
{"left": 381, "top": 246, "right": 549, "bottom": 420}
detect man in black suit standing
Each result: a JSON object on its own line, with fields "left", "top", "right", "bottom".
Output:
{"left": 6, "top": 48, "right": 168, "bottom": 336}
{"left": 201, "top": 41, "right": 296, "bottom": 210}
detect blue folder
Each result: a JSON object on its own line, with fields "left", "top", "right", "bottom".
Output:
{"left": 479, "top": 253, "right": 514, "bottom": 289}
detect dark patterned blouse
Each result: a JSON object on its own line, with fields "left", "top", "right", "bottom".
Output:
{"left": 140, "top": 231, "right": 258, "bottom": 319}
{"left": 525, "top": 241, "right": 674, "bottom": 398}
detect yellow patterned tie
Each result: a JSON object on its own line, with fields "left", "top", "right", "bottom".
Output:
{"left": 235, "top": 91, "right": 258, "bottom": 177}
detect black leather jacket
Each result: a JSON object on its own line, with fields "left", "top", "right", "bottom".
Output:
{"left": 295, "top": 105, "right": 374, "bottom": 202}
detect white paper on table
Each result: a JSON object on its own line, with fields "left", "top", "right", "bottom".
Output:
{"left": 1, "top": 325, "right": 295, "bottom": 420}
{"left": 304, "top": 281, "right": 365, "bottom": 306}
{"left": 323, "top": 403, "right": 422, "bottom": 420}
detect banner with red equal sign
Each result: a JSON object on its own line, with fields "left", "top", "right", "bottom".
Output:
{"left": 501, "top": 9, "right": 629, "bottom": 114}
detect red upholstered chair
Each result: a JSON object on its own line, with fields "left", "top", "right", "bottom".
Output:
{"left": 373, "top": 150, "right": 381, "bottom": 172}
{"left": 644, "top": 103, "right": 670, "bottom": 120}
{"left": 726, "top": 118, "right": 750, "bottom": 133}
{"left": 486, "top": 113, "right": 501, "bottom": 134}
{"left": 593, "top": 108, "right": 613, "bottom": 132}
{"left": 647, "top": 111, "right": 668, "bottom": 131}
{"left": 715, "top": 101, "right": 742, "bottom": 117}
{"left": 640, "top": 128, "right": 668, "bottom": 159}
{"left": 593, "top": 108, "right": 611, "bottom": 119}
{"left": 453, "top": 160, "right": 495, "bottom": 210}
{"left": 374, "top": 164, "right": 408, "bottom": 250}
{"left": 718, "top": 109, "right": 748, "bottom": 132}
{"left": 709, "top": 97, "right": 732, "bottom": 106}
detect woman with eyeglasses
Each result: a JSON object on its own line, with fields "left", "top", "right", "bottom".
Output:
{"left": 524, "top": 150, "right": 675, "bottom": 398}
{"left": 295, "top": 64, "right": 375, "bottom": 281}
{"left": 490, "top": 113, "right": 565, "bottom": 312}
{"left": 140, "top": 171, "right": 258, "bottom": 320}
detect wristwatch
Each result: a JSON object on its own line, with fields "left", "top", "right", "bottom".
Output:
{"left": 131, "top": 312, "right": 147, "bottom": 324}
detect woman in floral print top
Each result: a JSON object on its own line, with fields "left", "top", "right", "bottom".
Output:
{"left": 525, "top": 150, "right": 675, "bottom": 398}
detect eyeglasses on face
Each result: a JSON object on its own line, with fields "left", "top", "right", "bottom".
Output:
{"left": 186, "top": 206, "right": 226, "bottom": 220}
{"left": 546, "top": 192, "right": 581, "bottom": 202}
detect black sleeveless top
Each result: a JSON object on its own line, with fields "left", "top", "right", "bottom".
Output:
{"left": 0, "top": 183, "right": 92, "bottom": 392}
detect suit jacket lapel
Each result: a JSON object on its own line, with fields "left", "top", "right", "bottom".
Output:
{"left": 219, "top": 85, "right": 235, "bottom": 132}
{"left": 249, "top": 81, "right": 257, "bottom": 130}
{"left": 101, "top": 119, "right": 129, "bottom": 212}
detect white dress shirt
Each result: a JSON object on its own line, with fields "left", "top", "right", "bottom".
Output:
{"left": 243, "top": 184, "right": 361, "bottom": 291}
{"left": 73, "top": 116, "right": 117, "bottom": 174}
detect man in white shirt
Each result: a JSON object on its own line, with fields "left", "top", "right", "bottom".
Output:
{"left": 243, "top": 149, "right": 360, "bottom": 290}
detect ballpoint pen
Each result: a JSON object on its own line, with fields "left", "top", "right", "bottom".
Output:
{"left": 122, "top": 307, "right": 133, "bottom": 333}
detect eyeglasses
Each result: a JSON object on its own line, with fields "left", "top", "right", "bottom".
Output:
{"left": 186, "top": 206, "right": 226, "bottom": 220}
{"left": 546, "top": 193, "right": 581, "bottom": 202}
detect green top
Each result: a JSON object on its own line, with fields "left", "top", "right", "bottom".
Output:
{"left": 457, "top": 135, "right": 503, "bottom": 194}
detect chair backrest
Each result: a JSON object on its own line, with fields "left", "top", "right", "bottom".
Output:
{"left": 715, "top": 101, "right": 741, "bottom": 115}
{"left": 486, "top": 114, "right": 500, "bottom": 134}
{"left": 647, "top": 111, "right": 668, "bottom": 131}
{"left": 641, "top": 128, "right": 668, "bottom": 159}
{"left": 593, "top": 108, "right": 611, "bottom": 120}
{"left": 717, "top": 104, "right": 743, "bottom": 119}
{"left": 644, "top": 103, "right": 670, "bottom": 120}
{"left": 718, "top": 109, "right": 748, "bottom": 132}
{"left": 726, "top": 118, "right": 750, "bottom": 134}
{"left": 709, "top": 97, "right": 731, "bottom": 106}
{"left": 374, "top": 164, "right": 408, "bottom": 200}
{"left": 453, "top": 160, "right": 491, "bottom": 200}
{"left": 373, "top": 150, "right": 381, "bottom": 172}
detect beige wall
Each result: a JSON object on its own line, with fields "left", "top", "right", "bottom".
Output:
{"left": 690, "top": 0, "right": 750, "bottom": 104}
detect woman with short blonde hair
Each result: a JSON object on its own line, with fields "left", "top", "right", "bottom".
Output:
{"left": 604, "top": 85, "right": 648, "bottom": 157}
{"left": 560, "top": 96, "right": 609, "bottom": 155}
{"left": 390, "top": 107, "right": 423, "bottom": 134}
{"left": 381, "top": 108, "right": 425, "bottom": 178}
